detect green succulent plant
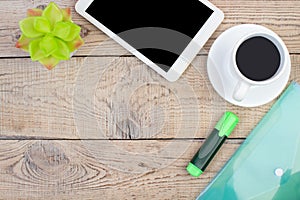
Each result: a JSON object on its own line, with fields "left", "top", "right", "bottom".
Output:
{"left": 16, "top": 2, "right": 84, "bottom": 70}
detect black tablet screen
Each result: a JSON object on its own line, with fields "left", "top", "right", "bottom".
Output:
{"left": 86, "top": 0, "right": 213, "bottom": 72}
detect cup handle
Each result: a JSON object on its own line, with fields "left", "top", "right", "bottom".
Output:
{"left": 233, "top": 81, "right": 251, "bottom": 101}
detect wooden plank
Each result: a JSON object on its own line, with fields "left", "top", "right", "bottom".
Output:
{"left": 0, "top": 139, "right": 241, "bottom": 199}
{"left": 1, "top": 55, "right": 300, "bottom": 139}
{"left": 1, "top": 0, "right": 300, "bottom": 57}
{"left": 0, "top": 1, "right": 299, "bottom": 199}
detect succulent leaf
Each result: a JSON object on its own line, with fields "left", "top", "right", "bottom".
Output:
{"left": 16, "top": 34, "right": 34, "bottom": 51}
{"left": 39, "top": 36, "right": 58, "bottom": 57}
{"left": 34, "top": 17, "right": 51, "bottom": 33}
{"left": 27, "top": 9, "right": 43, "bottom": 17}
{"left": 67, "top": 36, "right": 84, "bottom": 52}
{"left": 52, "top": 21, "right": 71, "bottom": 40}
{"left": 39, "top": 56, "right": 60, "bottom": 70}
{"left": 19, "top": 17, "right": 44, "bottom": 38}
{"left": 52, "top": 39, "right": 70, "bottom": 60}
{"left": 29, "top": 39, "right": 46, "bottom": 61}
{"left": 67, "top": 23, "right": 81, "bottom": 42}
{"left": 61, "top": 8, "right": 72, "bottom": 21}
{"left": 42, "top": 2, "right": 63, "bottom": 28}
{"left": 53, "top": 22, "right": 81, "bottom": 42}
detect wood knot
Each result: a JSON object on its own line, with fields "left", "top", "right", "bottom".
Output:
{"left": 24, "top": 141, "right": 69, "bottom": 170}
{"left": 80, "top": 25, "right": 89, "bottom": 38}
{"left": 20, "top": 141, "right": 107, "bottom": 190}
{"left": 36, "top": 4, "right": 47, "bottom": 10}
{"left": 116, "top": 118, "right": 140, "bottom": 139}
{"left": 12, "top": 29, "right": 22, "bottom": 43}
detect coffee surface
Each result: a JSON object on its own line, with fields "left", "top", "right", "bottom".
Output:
{"left": 236, "top": 36, "right": 281, "bottom": 81}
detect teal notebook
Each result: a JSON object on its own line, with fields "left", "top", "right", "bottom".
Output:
{"left": 198, "top": 82, "right": 300, "bottom": 200}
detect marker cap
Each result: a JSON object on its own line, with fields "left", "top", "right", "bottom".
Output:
{"left": 186, "top": 162, "right": 203, "bottom": 177}
{"left": 215, "top": 112, "right": 239, "bottom": 137}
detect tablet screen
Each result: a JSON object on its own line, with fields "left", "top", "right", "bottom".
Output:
{"left": 86, "top": 0, "right": 213, "bottom": 72}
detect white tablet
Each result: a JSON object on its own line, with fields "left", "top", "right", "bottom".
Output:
{"left": 75, "top": 0, "right": 224, "bottom": 81}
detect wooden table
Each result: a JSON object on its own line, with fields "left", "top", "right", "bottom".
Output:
{"left": 1, "top": 0, "right": 300, "bottom": 199}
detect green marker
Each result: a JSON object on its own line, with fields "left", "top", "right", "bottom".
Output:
{"left": 186, "top": 112, "right": 239, "bottom": 177}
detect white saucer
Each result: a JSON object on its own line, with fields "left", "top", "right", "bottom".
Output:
{"left": 207, "top": 24, "right": 291, "bottom": 107}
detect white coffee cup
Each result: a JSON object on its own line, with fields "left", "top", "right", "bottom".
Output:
{"left": 231, "top": 32, "right": 289, "bottom": 102}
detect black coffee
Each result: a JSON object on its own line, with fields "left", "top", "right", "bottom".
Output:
{"left": 236, "top": 36, "right": 281, "bottom": 81}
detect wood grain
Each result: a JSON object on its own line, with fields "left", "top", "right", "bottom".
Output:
{"left": 1, "top": 0, "right": 300, "bottom": 57}
{"left": 0, "top": 139, "right": 240, "bottom": 199}
{"left": 0, "top": 0, "right": 300, "bottom": 199}
{"left": 2, "top": 55, "right": 299, "bottom": 139}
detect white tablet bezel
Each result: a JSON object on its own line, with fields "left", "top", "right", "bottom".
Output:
{"left": 75, "top": 0, "right": 224, "bottom": 82}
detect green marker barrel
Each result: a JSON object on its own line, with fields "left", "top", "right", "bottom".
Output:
{"left": 186, "top": 112, "right": 239, "bottom": 177}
